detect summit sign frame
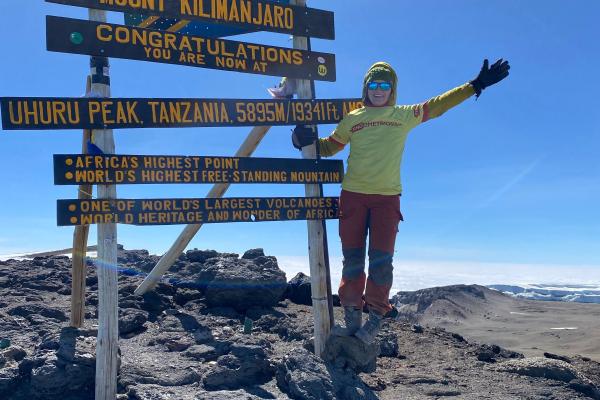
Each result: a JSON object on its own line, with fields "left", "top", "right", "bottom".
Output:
{"left": 46, "top": 0, "right": 335, "bottom": 40}
{"left": 46, "top": 16, "right": 336, "bottom": 81}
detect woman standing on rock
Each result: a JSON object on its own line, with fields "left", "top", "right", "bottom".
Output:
{"left": 292, "top": 59, "right": 510, "bottom": 344}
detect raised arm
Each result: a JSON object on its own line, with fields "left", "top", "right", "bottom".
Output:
{"left": 421, "top": 58, "right": 510, "bottom": 122}
{"left": 421, "top": 83, "right": 475, "bottom": 122}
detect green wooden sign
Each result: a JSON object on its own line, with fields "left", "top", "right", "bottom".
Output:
{"left": 46, "top": 16, "right": 336, "bottom": 81}
{"left": 53, "top": 154, "right": 344, "bottom": 185}
{"left": 46, "top": 0, "right": 335, "bottom": 40}
{"left": 1, "top": 97, "right": 363, "bottom": 130}
{"left": 57, "top": 196, "right": 339, "bottom": 226}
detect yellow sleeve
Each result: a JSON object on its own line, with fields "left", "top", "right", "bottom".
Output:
{"left": 318, "top": 116, "right": 352, "bottom": 157}
{"left": 421, "top": 83, "right": 476, "bottom": 122}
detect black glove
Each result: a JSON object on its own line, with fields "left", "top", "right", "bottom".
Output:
{"left": 470, "top": 58, "right": 510, "bottom": 97}
{"left": 291, "top": 125, "right": 317, "bottom": 150}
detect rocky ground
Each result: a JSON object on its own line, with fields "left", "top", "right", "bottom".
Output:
{"left": 2, "top": 248, "right": 600, "bottom": 399}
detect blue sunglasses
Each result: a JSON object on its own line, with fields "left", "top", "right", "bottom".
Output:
{"left": 367, "top": 81, "right": 392, "bottom": 91}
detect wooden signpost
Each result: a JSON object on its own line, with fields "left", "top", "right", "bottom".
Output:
{"left": 46, "top": 16, "right": 336, "bottom": 81}
{"left": 47, "top": 0, "right": 335, "bottom": 39}
{"left": 291, "top": 0, "right": 331, "bottom": 356}
{"left": 84, "top": 9, "right": 120, "bottom": 400}
{"left": 71, "top": 77, "right": 93, "bottom": 328}
{"left": 1, "top": 97, "right": 362, "bottom": 130}
{"left": 3, "top": 1, "right": 342, "bottom": 397}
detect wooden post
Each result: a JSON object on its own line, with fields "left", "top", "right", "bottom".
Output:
{"left": 290, "top": 0, "right": 332, "bottom": 357}
{"left": 70, "top": 76, "right": 92, "bottom": 328}
{"left": 134, "top": 125, "right": 271, "bottom": 295}
{"left": 88, "top": 9, "right": 119, "bottom": 400}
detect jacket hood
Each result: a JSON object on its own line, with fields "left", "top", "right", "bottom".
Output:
{"left": 362, "top": 62, "right": 398, "bottom": 106}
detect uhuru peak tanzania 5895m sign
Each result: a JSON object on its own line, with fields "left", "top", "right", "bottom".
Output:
{"left": 54, "top": 154, "right": 344, "bottom": 185}
{"left": 57, "top": 196, "right": 339, "bottom": 226}
{"left": 1, "top": 97, "right": 362, "bottom": 130}
{"left": 46, "top": 0, "right": 335, "bottom": 40}
{"left": 45, "top": 16, "right": 336, "bottom": 81}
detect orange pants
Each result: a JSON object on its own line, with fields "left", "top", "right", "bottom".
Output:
{"left": 337, "top": 189, "right": 402, "bottom": 315}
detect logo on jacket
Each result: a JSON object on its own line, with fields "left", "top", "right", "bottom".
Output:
{"left": 350, "top": 120, "right": 403, "bottom": 133}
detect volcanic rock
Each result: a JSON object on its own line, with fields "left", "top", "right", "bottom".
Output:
{"left": 285, "top": 272, "right": 313, "bottom": 306}
{"left": 119, "top": 308, "right": 148, "bottom": 335}
{"left": 323, "top": 335, "right": 379, "bottom": 373}
{"left": 200, "top": 255, "right": 287, "bottom": 311}
{"left": 276, "top": 348, "right": 336, "bottom": 400}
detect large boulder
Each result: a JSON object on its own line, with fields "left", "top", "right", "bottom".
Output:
{"left": 285, "top": 272, "right": 313, "bottom": 305}
{"left": 186, "top": 252, "right": 286, "bottom": 311}
{"left": 283, "top": 272, "right": 341, "bottom": 307}
{"left": 322, "top": 335, "right": 379, "bottom": 373}
{"left": 495, "top": 357, "right": 587, "bottom": 382}
{"left": 494, "top": 357, "right": 600, "bottom": 399}
{"left": 276, "top": 349, "right": 337, "bottom": 400}
{"left": 0, "top": 360, "right": 21, "bottom": 397}
{"left": 202, "top": 338, "right": 275, "bottom": 390}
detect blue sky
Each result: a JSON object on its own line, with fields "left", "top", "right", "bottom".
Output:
{"left": 0, "top": 1, "right": 598, "bottom": 278}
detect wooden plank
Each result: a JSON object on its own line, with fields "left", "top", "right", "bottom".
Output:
{"left": 86, "top": 9, "right": 119, "bottom": 400}
{"left": 57, "top": 196, "right": 339, "bottom": 226}
{"left": 53, "top": 154, "right": 344, "bottom": 185}
{"left": 22, "top": 245, "right": 97, "bottom": 258}
{"left": 134, "top": 125, "right": 270, "bottom": 295}
{"left": 47, "top": 0, "right": 335, "bottom": 39}
{"left": 45, "top": 16, "right": 336, "bottom": 81}
{"left": 0, "top": 97, "right": 362, "bottom": 130}
{"left": 291, "top": 0, "right": 331, "bottom": 358}
{"left": 70, "top": 75, "right": 92, "bottom": 329}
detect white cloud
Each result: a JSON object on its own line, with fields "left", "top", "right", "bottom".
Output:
{"left": 276, "top": 255, "right": 600, "bottom": 294}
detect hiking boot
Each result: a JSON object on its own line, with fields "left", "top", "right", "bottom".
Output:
{"left": 332, "top": 306, "right": 362, "bottom": 336}
{"left": 355, "top": 311, "right": 383, "bottom": 344}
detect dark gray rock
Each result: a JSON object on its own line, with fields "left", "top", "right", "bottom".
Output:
{"left": 545, "top": 352, "right": 572, "bottom": 363}
{"left": 18, "top": 356, "right": 45, "bottom": 376}
{"left": 30, "top": 356, "right": 94, "bottom": 399}
{"left": 495, "top": 357, "right": 584, "bottom": 382}
{"left": 197, "top": 256, "right": 287, "bottom": 311}
{"left": 451, "top": 332, "right": 466, "bottom": 342}
{"left": 477, "top": 348, "right": 496, "bottom": 362}
{"left": 276, "top": 349, "right": 336, "bottom": 400}
{"left": 2, "top": 345, "right": 27, "bottom": 362}
{"left": 118, "top": 293, "right": 142, "bottom": 310}
{"left": 203, "top": 336, "right": 274, "bottom": 390}
{"left": 569, "top": 379, "right": 600, "bottom": 400}
{"left": 285, "top": 272, "right": 312, "bottom": 305}
{"left": 55, "top": 329, "right": 97, "bottom": 368}
{"left": 323, "top": 335, "right": 379, "bottom": 373}
{"left": 241, "top": 248, "right": 265, "bottom": 260}
{"left": 186, "top": 249, "right": 220, "bottom": 263}
{"left": 127, "top": 384, "right": 263, "bottom": 400}
{"left": 151, "top": 332, "right": 195, "bottom": 352}
{"left": 119, "top": 353, "right": 202, "bottom": 388}
{"left": 183, "top": 344, "right": 223, "bottom": 361}
{"left": 475, "top": 344, "right": 523, "bottom": 362}
{"left": 118, "top": 249, "right": 151, "bottom": 265}
{"left": 7, "top": 304, "right": 67, "bottom": 322}
{"left": 119, "top": 308, "right": 148, "bottom": 335}
{"left": 0, "top": 364, "right": 21, "bottom": 396}
{"left": 379, "top": 331, "right": 399, "bottom": 358}
{"left": 173, "top": 288, "right": 203, "bottom": 306}
{"left": 140, "top": 291, "right": 173, "bottom": 315}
